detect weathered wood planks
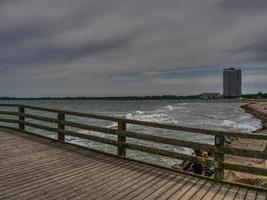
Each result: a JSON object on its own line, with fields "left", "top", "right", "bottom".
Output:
{"left": 0, "top": 128, "right": 265, "bottom": 200}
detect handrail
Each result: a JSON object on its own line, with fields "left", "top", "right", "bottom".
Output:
{"left": 0, "top": 104, "right": 266, "bottom": 182}
{"left": 0, "top": 104, "right": 266, "bottom": 139}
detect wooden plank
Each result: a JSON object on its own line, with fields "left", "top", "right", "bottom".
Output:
{"left": 214, "top": 135, "right": 225, "bottom": 180}
{"left": 1, "top": 154, "right": 116, "bottom": 189}
{"left": 1, "top": 159, "right": 120, "bottom": 199}
{"left": 0, "top": 127, "right": 264, "bottom": 200}
{"left": 18, "top": 106, "right": 25, "bottom": 130}
{"left": 223, "top": 162, "right": 267, "bottom": 177}
{"left": 57, "top": 113, "right": 65, "bottom": 141}
{"left": 109, "top": 171, "right": 164, "bottom": 200}
{"left": 66, "top": 165, "right": 151, "bottom": 200}
{"left": 47, "top": 162, "right": 153, "bottom": 200}
{"left": 234, "top": 188, "right": 248, "bottom": 200}
{"left": 0, "top": 149, "right": 71, "bottom": 169}
{"left": 98, "top": 170, "right": 163, "bottom": 200}
{"left": 0, "top": 118, "right": 19, "bottom": 124}
{"left": 144, "top": 175, "right": 186, "bottom": 200}
{"left": 84, "top": 169, "right": 157, "bottom": 200}
{"left": 189, "top": 180, "right": 215, "bottom": 199}
{"left": 156, "top": 176, "right": 197, "bottom": 199}
{"left": 0, "top": 104, "right": 19, "bottom": 107}
{"left": 245, "top": 189, "right": 257, "bottom": 200}
{"left": 212, "top": 184, "right": 231, "bottom": 200}
{"left": 35, "top": 162, "right": 137, "bottom": 200}
{"left": 1, "top": 152, "right": 116, "bottom": 182}
{"left": 23, "top": 121, "right": 57, "bottom": 132}
{"left": 256, "top": 191, "right": 267, "bottom": 200}
{"left": 223, "top": 186, "right": 239, "bottom": 200}
{"left": 0, "top": 111, "right": 19, "bottom": 115}
{"left": 0, "top": 142, "right": 107, "bottom": 168}
{"left": 11, "top": 160, "right": 128, "bottom": 200}
{"left": 20, "top": 113, "right": 58, "bottom": 123}
{"left": 169, "top": 179, "right": 207, "bottom": 200}
{"left": 131, "top": 174, "right": 174, "bottom": 200}
{"left": 1, "top": 165, "right": 88, "bottom": 199}
{"left": 120, "top": 173, "right": 170, "bottom": 199}
{"left": 202, "top": 182, "right": 222, "bottom": 200}
{"left": 163, "top": 177, "right": 198, "bottom": 199}
{"left": 221, "top": 146, "right": 267, "bottom": 160}
{"left": 117, "top": 120, "right": 126, "bottom": 156}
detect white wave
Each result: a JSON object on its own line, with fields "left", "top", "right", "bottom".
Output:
{"left": 220, "top": 120, "right": 260, "bottom": 132}
{"left": 125, "top": 113, "right": 133, "bottom": 118}
{"left": 189, "top": 118, "right": 260, "bottom": 133}
{"left": 164, "top": 104, "right": 186, "bottom": 111}
{"left": 175, "top": 147, "right": 194, "bottom": 155}
{"left": 165, "top": 105, "right": 174, "bottom": 111}
{"left": 105, "top": 122, "right": 117, "bottom": 128}
{"left": 125, "top": 110, "right": 176, "bottom": 124}
{"left": 78, "top": 129, "right": 107, "bottom": 137}
{"left": 237, "top": 115, "right": 251, "bottom": 120}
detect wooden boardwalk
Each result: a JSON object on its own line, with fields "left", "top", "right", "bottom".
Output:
{"left": 0, "top": 128, "right": 266, "bottom": 200}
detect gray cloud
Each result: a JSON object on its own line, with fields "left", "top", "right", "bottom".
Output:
{"left": 0, "top": 0, "right": 267, "bottom": 97}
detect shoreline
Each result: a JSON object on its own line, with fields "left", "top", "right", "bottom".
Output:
{"left": 225, "top": 101, "right": 267, "bottom": 186}
{"left": 240, "top": 102, "right": 267, "bottom": 132}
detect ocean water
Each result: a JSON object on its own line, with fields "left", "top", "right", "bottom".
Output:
{"left": 0, "top": 100, "right": 262, "bottom": 166}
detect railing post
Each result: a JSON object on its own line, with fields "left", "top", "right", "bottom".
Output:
{"left": 214, "top": 135, "right": 225, "bottom": 180}
{"left": 18, "top": 106, "right": 25, "bottom": 131}
{"left": 118, "top": 120, "right": 126, "bottom": 157}
{"left": 58, "top": 113, "right": 65, "bottom": 142}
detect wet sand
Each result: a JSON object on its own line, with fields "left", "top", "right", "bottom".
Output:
{"left": 225, "top": 100, "right": 267, "bottom": 186}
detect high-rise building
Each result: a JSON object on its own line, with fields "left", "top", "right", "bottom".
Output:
{"left": 223, "top": 68, "right": 241, "bottom": 97}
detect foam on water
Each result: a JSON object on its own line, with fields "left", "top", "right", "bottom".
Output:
{"left": 105, "top": 122, "right": 117, "bottom": 128}
{"left": 116, "top": 102, "right": 261, "bottom": 133}
{"left": 165, "top": 105, "right": 174, "bottom": 110}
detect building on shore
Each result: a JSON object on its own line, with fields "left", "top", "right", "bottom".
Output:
{"left": 223, "top": 68, "right": 241, "bottom": 97}
{"left": 201, "top": 93, "right": 221, "bottom": 99}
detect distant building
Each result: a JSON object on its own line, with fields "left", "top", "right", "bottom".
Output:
{"left": 201, "top": 93, "right": 220, "bottom": 99}
{"left": 223, "top": 68, "right": 241, "bottom": 97}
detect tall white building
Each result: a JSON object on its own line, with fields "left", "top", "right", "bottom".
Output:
{"left": 223, "top": 68, "right": 241, "bottom": 97}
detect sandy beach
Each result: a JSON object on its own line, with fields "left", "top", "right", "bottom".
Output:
{"left": 225, "top": 100, "right": 267, "bottom": 186}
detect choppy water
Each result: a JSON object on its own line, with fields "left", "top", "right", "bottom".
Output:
{"left": 0, "top": 100, "right": 262, "bottom": 166}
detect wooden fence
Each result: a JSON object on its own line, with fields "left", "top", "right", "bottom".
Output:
{"left": 0, "top": 104, "right": 266, "bottom": 182}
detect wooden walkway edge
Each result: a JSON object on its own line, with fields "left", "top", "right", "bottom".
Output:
{"left": 0, "top": 128, "right": 266, "bottom": 200}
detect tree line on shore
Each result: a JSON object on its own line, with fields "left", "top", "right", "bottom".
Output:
{"left": 0, "top": 92, "right": 266, "bottom": 100}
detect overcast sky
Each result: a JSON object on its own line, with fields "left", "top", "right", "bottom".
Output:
{"left": 0, "top": 0, "right": 267, "bottom": 97}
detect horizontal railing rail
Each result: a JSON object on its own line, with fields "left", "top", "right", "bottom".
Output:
{"left": 0, "top": 104, "right": 266, "bottom": 181}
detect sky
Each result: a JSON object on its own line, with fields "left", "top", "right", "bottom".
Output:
{"left": 0, "top": 0, "right": 267, "bottom": 97}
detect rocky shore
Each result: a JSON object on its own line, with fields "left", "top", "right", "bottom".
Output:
{"left": 225, "top": 100, "right": 267, "bottom": 186}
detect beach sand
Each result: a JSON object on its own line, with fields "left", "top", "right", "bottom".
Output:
{"left": 225, "top": 100, "right": 267, "bottom": 186}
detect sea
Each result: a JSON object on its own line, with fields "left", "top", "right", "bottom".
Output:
{"left": 0, "top": 100, "right": 262, "bottom": 166}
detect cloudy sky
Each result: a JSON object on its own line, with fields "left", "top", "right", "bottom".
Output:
{"left": 0, "top": 0, "right": 267, "bottom": 97}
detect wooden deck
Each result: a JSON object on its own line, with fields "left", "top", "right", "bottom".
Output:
{"left": 0, "top": 128, "right": 266, "bottom": 200}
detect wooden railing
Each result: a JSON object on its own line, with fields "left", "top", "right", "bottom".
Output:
{"left": 0, "top": 104, "right": 266, "bottom": 182}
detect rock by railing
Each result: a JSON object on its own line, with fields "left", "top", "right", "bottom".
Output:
{"left": 0, "top": 104, "right": 266, "bottom": 183}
